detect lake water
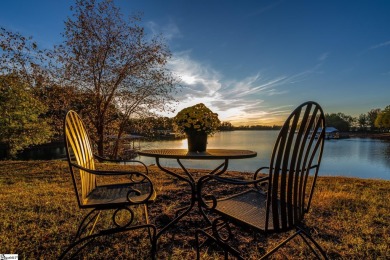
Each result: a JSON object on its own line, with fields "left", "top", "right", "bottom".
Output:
{"left": 137, "top": 131, "right": 390, "bottom": 180}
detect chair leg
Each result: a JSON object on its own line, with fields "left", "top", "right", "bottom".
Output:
{"left": 298, "top": 233, "right": 322, "bottom": 259}
{"left": 195, "top": 229, "right": 202, "bottom": 260}
{"left": 260, "top": 230, "right": 301, "bottom": 259}
{"left": 297, "top": 226, "right": 328, "bottom": 260}
{"left": 143, "top": 204, "right": 153, "bottom": 243}
{"left": 195, "top": 228, "right": 243, "bottom": 260}
{"left": 149, "top": 225, "right": 158, "bottom": 260}
{"left": 75, "top": 209, "right": 101, "bottom": 241}
{"left": 59, "top": 233, "right": 97, "bottom": 259}
{"left": 89, "top": 211, "right": 101, "bottom": 235}
{"left": 60, "top": 224, "right": 157, "bottom": 259}
{"left": 143, "top": 204, "right": 158, "bottom": 260}
{"left": 260, "top": 227, "right": 328, "bottom": 260}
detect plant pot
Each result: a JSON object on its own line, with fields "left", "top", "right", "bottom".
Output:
{"left": 186, "top": 133, "right": 207, "bottom": 152}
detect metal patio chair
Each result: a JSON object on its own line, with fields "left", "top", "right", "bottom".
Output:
{"left": 60, "top": 110, "right": 157, "bottom": 259}
{"left": 196, "top": 101, "right": 328, "bottom": 259}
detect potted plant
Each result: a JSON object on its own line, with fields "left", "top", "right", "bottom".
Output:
{"left": 173, "top": 103, "right": 221, "bottom": 152}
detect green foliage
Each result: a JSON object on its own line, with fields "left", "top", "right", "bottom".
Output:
{"left": 0, "top": 75, "right": 52, "bottom": 158}
{"left": 375, "top": 105, "right": 390, "bottom": 131}
{"left": 33, "top": 84, "right": 91, "bottom": 138}
{"left": 367, "top": 108, "right": 381, "bottom": 130}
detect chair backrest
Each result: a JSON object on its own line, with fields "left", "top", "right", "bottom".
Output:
{"left": 64, "top": 110, "right": 96, "bottom": 206}
{"left": 265, "top": 101, "right": 325, "bottom": 232}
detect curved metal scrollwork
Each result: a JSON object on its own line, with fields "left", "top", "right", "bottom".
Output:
{"left": 112, "top": 207, "right": 135, "bottom": 228}
{"left": 127, "top": 188, "right": 142, "bottom": 203}
{"left": 200, "top": 194, "right": 217, "bottom": 210}
{"left": 126, "top": 173, "right": 155, "bottom": 204}
{"left": 129, "top": 172, "right": 147, "bottom": 183}
{"left": 74, "top": 209, "right": 101, "bottom": 240}
{"left": 212, "top": 217, "right": 233, "bottom": 243}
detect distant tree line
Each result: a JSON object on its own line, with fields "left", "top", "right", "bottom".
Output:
{"left": 217, "top": 122, "right": 281, "bottom": 131}
{"left": 122, "top": 119, "right": 281, "bottom": 136}
{"left": 128, "top": 108, "right": 390, "bottom": 136}
{"left": 325, "top": 108, "right": 390, "bottom": 132}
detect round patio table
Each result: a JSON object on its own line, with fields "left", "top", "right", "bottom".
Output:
{"left": 137, "top": 148, "right": 257, "bottom": 239}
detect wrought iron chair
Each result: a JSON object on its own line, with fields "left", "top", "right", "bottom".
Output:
{"left": 196, "top": 101, "right": 328, "bottom": 259}
{"left": 60, "top": 110, "right": 157, "bottom": 259}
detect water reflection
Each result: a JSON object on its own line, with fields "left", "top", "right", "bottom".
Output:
{"left": 321, "top": 138, "right": 390, "bottom": 179}
{"left": 138, "top": 131, "right": 390, "bottom": 180}
{"left": 17, "top": 145, "right": 66, "bottom": 160}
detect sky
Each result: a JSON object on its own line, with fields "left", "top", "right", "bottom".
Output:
{"left": 1, "top": 0, "right": 390, "bottom": 126}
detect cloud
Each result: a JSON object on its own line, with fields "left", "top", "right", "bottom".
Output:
{"left": 146, "top": 20, "right": 181, "bottom": 41}
{"left": 369, "top": 40, "right": 390, "bottom": 50}
{"left": 168, "top": 51, "right": 222, "bottom": 96}
{"left": 164, "top": 52, "right": 321, "bottom": 125}
{"left": 234, "top": 76, "right": 289, "bottom": 98}
{"left": 318, "top": 52, "right": 329, "bottom": 62}
{"left": 165, "top": 53, "right": 288, "bottom": 124}
{"left": 145, "top": 19, "right": 324, "bottom": 125}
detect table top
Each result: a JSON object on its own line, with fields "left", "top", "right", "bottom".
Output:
{"left": 138, "top": 149, "right": 257, "bottom": 160}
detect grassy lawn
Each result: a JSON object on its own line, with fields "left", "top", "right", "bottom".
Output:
{"left": 0, "top": 160, "right": 389, "bottom": 259}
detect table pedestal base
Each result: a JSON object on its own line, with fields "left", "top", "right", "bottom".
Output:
{"left": 155, "top": 158, "right": 229, "bottom": 239}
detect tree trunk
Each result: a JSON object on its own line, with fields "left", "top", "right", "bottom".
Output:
{"left": 112, "top": 115, "right": 129, "bottom": 159}
{"left": 96, "top": 115, "right": 105, "bottom": 157}
{"left": 5, "top": 143, "right": 13, "bottom": 159}
{"left": 111, "top": 127, "right": 124, "bottom": 159}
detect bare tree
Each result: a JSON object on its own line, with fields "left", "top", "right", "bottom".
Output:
{"left": 0, "top": 27, "right": 49, "bottom": 87}
{"left": 56, "top": 0, "right": 178, "bottom": 156}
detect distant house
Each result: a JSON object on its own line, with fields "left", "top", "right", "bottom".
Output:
{"left": 318, "top": 127, "right": 339, "bottom": 139}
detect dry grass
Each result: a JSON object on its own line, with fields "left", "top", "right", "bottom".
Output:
{"left": 0, "top": 160, "right": 389, "bottom": 259}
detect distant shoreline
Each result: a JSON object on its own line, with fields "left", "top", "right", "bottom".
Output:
{"left": 347, "top": 132, "right": 390, "bottom": 140}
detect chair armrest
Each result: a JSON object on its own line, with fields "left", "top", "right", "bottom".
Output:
{"left": 70, "top": 162, "right": 147, "bottom": 178}
{"left": 70, "top": 163, "right": 154, "bottom": 204}
{"left": 93, "top": 154, "right": 149, "bottom": 175}
{"left": 94, "top": 154, "right": 131, "bottom": 163}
